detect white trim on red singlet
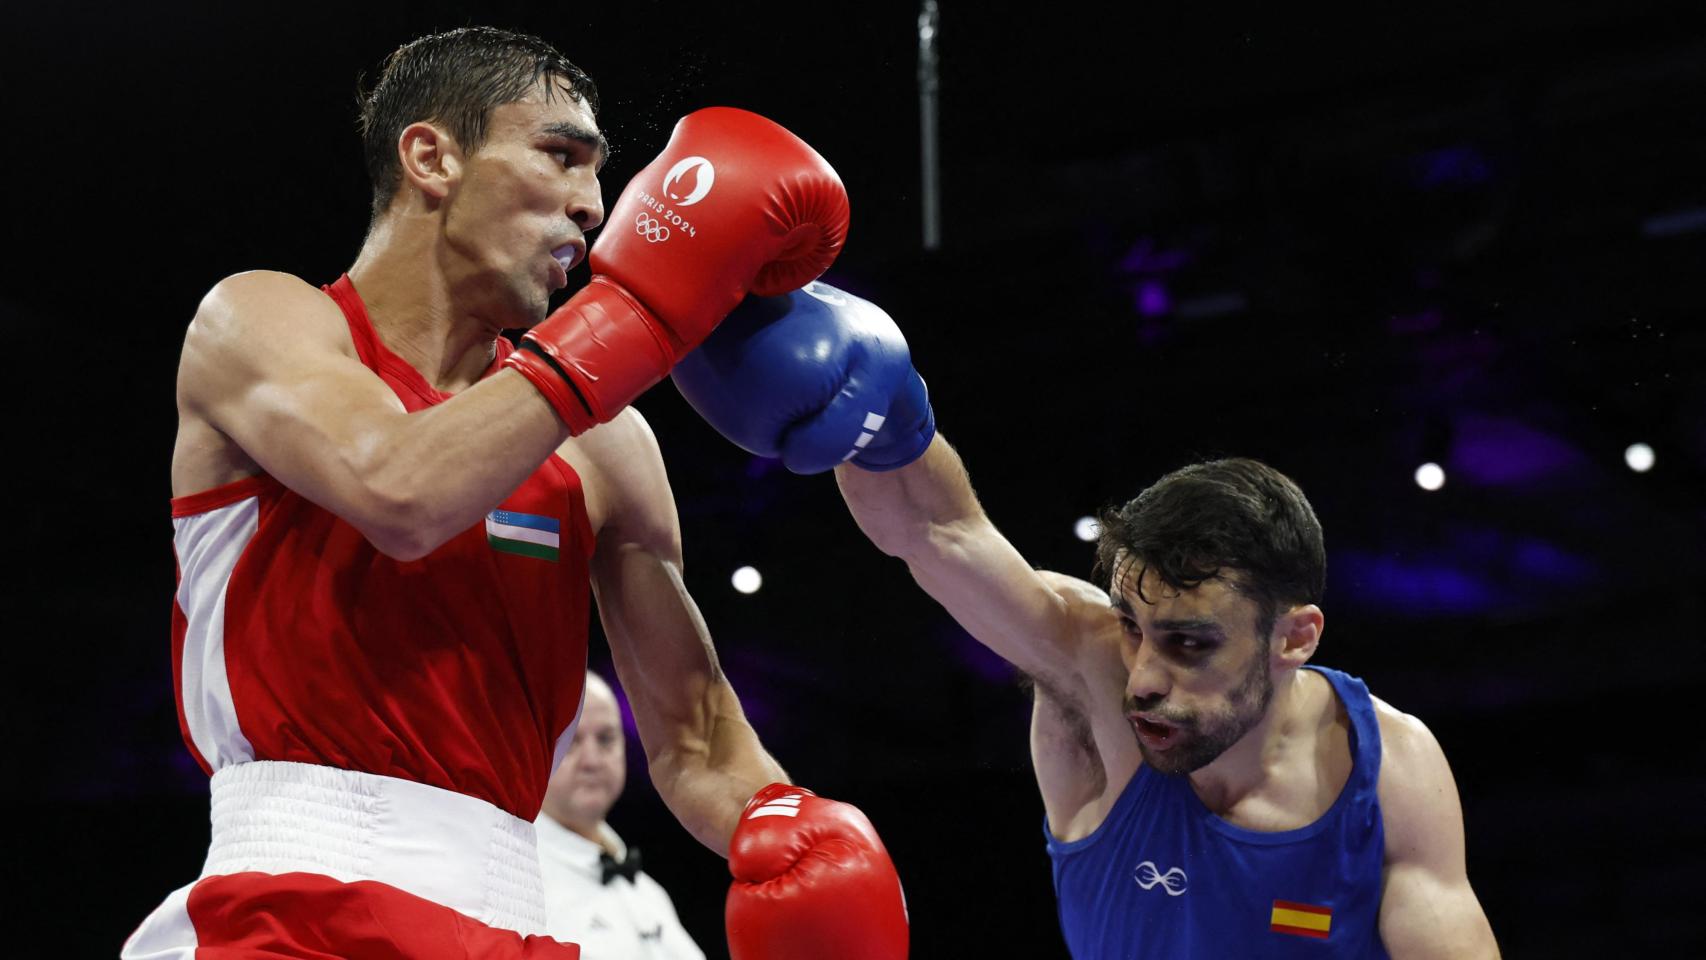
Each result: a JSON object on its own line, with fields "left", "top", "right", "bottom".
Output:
{"left": 172, "top": 496, "right": 258, "bottom": 770}
{"left": 548, "top": 676, "right": 588, "bottom": 777}
{"left": 120, "top": 882, "right": 196, "bottom": 959}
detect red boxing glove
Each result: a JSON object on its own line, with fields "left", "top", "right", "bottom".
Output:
{"left": 505, "top": 107, "right": 849, "bottom": 433}
{"left": 726, "top": 784, "right": 908, "bottom": 960}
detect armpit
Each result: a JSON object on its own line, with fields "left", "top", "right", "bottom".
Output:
{"left": 1025, "top": 671, "right": 1106, "bottom": 794}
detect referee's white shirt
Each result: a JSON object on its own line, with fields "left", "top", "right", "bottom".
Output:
{"left": 535, "top": 814, "right": 706, "bottom": 960}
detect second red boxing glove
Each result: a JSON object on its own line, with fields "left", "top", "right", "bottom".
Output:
{"left": 506, "top": 107, "right": 848, "bottom": 433}
{"left": 726, "top": 784, "right": 908, "bottom": 960}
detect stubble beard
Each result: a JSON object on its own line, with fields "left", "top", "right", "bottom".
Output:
{"left": 1134, "top": 653, "right": 1274, "bottom": 776}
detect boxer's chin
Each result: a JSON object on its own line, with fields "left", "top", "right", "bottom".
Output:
{"left": 1135, "top": 725, "right": 1209, "bottom": 775}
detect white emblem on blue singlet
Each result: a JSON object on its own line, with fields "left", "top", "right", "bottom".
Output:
{"left": 1134, "top": 860, "right": 1189, "bottom": 896}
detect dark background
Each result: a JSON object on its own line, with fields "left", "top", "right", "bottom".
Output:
{"left": 10, "top": 1, "right": 1706, "bottom": 955}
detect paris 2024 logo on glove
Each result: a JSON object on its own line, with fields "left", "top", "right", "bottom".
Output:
{"left": 632, "top": 156, "right": 716, "bottom": 242}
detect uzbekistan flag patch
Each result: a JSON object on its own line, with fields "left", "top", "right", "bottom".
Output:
{"left": 1270, "top": 900, "right": 1332, "bottom": 939}
{"left": 486, "top": 510, "right": 560, "bottom": 562}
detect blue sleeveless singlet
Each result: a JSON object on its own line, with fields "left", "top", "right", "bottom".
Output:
{"left": 1046, "top": 666, "right": 1390, "bottom": 958}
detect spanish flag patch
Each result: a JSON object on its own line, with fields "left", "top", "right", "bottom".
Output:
{"left": 1270, "top": 900, "right": 1332, "bottom": 939}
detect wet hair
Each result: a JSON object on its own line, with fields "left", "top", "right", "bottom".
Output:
{"left": 357, "top": 26, "right": 598, "bottom": 220}
{"left": 1094, "top": 458, "right": 1325, "bottom": 639}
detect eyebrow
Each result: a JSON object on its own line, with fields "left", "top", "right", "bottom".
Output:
{"left": 1151, "top": 618, "right": 1225, "bottom": 635}
{"left": 1106, "top": 598, "right": 1226, "bottom": 635}
{"left": 541, "top": 121, "right": 610, "bottom": 171}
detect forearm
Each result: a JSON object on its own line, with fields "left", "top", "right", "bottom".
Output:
{"left": 645, "top": 680, "right": 787, "bottom": 856}
{"left": 595, "top": 540, "right": 787, "bottom": 856}
{"left": 834, "top": 433, "right": 983, "bottom": 560}
{"left": 327, "top": 370, "right": 568, "bottom": 559}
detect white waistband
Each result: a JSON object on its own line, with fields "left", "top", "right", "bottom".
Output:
{"left": 203, "top": 760, "right": 547, "bottom": 936}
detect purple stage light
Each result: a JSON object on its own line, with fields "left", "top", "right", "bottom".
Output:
{"left": 1411, "top": 145, "right": 1493, "bottom": 189}
{"left": 1135, "top": 280, "right": 1172, "bottom": 317}
{"left": 1641, "top": 206, "right": 1706, "bottom": 238}
{"left": 1118, "top": 236, "right": 1193, "bottom": 275}
{"left": 1337, "top": 549, "right": 1500, "bottom": 615}
{"left": 1448, "top": 415, "right": 1589, "bottom": 487}
{"left": 943, "top": 623, "right": 1016, "bottom": 685}
{"left": 1510, "top": 537, "right": 1598, "bottom": 585}
{"left": 609, "top": 683, "right": 641, "bottom": 744}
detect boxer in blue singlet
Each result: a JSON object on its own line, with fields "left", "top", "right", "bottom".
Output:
{"left": 672, "top": 284, "right": 1502, "bottom": 958}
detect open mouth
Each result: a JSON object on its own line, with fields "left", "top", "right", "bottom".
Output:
{"left": 544, "top": 243, "right": 583, "bottom": 292}
{"left": 551, "top": 242, "right": 584, "bottom": 273}
{"left": 1131, "top": 714, "right": 1180, "bottom": 750}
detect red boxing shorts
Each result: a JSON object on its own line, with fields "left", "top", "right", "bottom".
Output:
{"left": 123, "top": 761, "right": 581, "bottom": 959}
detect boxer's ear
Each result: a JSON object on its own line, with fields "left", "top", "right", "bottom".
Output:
{"left": 1271, "top": 604, "right": 1322, "bottom": 669}
{"left": 397, "top": 121, "right": 461, "bottom": 203}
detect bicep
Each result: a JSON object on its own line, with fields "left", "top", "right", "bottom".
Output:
{"left": 904, "top": 517, "right": 1091, "bottom": 682}
{"left": 1379, "top": 860, "right": 1499, "bottom": 959}
{"left": 837, "top": 436, "right": 1089, "bottom": 682}
{"left": 1376, "top": 705, "right": 1500, "bottom": 958}
{"left": 589, "top": 540, "right": 715, "bottom": 700}
{"left": 579, "top": 414, "right": 714, "bottom": 720}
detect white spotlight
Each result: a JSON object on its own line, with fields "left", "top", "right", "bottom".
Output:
{"left": 1414, "top": 462, "right": 1446, "bottom": 491}
{"left": 731, "top": 566, "right": 763, "bottom": 595}
{"left": 1625, "top": 443, "right": 1655, "bottom": 473}
{"left": 1074, "top": 516, "right": 1100, "bottom": 542}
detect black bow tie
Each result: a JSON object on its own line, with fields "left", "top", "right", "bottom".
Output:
{"left": 600, "top": 848, "right": 642, "bottom": 885}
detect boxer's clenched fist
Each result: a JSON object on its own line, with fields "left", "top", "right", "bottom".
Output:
{"left": 507, "top": 108, "right": 849, "bottom": 433}
{"left": 726, "top": 784, "right": 908, "bottom": 960}
{"left": 673, "top": 282, "right": 935, "bottom": 475}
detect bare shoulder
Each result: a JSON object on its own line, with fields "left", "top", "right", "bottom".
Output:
{"left": 1371, "top": 695, "right": 1460, "bottom": 855}
{"left": 191, "top": 271, "right": 344, "bottom": 343}
{"left": 179, "top": 272, "right": 350, "bottom": 395}
{"left": 554, "top": 407, "right": 676, "bottom": 549}
{"left": 173, "top": 271, "right": 356, "bottom": 493}
{"left": 1037, "top": 570, "right": 1112, "bottom": 615}
{"left": 1035, "top": 571, "right": 1125, "bottom": 685}
{"left": 1037, "top": 571, "right": 1122, "bottom": 660}
{"left": 1373, "top": 696, "right": 1451, "bottom": 788}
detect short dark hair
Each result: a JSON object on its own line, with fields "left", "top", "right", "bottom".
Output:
{"left": 1094, "top": 458, "right": 1326, "bottom": 639}
{"left": 357, "top": 26, "right": 598, "bottom": 220}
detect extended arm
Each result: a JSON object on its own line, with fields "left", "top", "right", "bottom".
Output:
{"left": 574, "top": 413, "right": 907, "bottom": 959}
{"left": 673, "top": 285, "right": 1136, "bottom": 832}
{"left": 835, "top": 434, "right": 1089, "bottom": 688}
{"left": 572, "top": 411, "right": 784, "bottom": 855}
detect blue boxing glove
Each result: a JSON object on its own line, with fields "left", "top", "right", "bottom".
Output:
{"left": 672, "top": 281, "right": 936, "bottom": 475}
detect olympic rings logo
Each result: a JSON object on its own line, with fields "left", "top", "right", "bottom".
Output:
{"left": 635, "top": 213, "right": 671, "bottom": 243}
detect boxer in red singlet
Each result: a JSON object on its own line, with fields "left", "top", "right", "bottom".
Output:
{"left": 125, "top": 26, "right": 907, "bottom": 960}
